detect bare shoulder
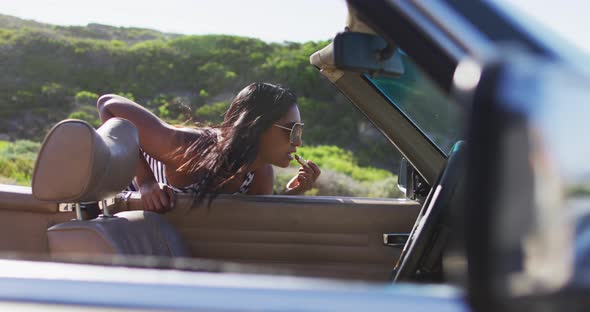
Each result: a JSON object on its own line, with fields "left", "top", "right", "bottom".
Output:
{"left": 97, "top": 94, "right": 186, "bottom": 160}
{"left": 174, "top": 126, "right": 202, "bottom": 142}
{"left": 248, "top": 164, "right": 274, "bottom": 195}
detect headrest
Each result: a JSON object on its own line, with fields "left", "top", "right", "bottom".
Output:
{"left": 32, "top": 118, "right": 139, "bottom": 203}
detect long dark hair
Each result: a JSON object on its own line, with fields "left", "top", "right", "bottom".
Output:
{"left": 173, "top": 82, "right": 296, "bottom": 204}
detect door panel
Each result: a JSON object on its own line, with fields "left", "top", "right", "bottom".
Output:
{"left": 124, "top": 194, "right": 420, "bottom": 281}
{"left": 0, "top": 184, "right": 76, "bottom": 254}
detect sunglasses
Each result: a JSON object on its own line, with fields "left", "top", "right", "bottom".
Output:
{"left": 273, "top": 122, "right": 304, "bottom": 144}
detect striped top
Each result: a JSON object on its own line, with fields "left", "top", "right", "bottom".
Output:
{"left": 129, "top": 152, "right": 255, "bottom": 195}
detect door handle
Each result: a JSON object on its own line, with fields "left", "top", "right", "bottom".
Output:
{"left": 383, "top": 233, "right": 410, "bottom": 247}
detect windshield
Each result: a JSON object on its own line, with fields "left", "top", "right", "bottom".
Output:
{"left": 366, "top": 51, "right": 463, "bottom": 155}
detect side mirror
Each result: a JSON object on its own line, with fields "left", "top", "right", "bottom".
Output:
{"left": 398, "top": 158, "right": 428, "bottom": 200}
{"left": 334, "top": 32, "right": 404, "bottom": 78}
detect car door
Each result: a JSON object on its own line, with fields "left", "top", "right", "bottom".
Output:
{"left": 112, "top": 192, "right": 416, "bottom": 281}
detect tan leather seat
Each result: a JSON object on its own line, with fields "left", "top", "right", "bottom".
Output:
{"left": 33, "top": 118, "right": 189, "bottom": 258}
{"left": 47, "top": 211, "right": 188, "bottom": 257}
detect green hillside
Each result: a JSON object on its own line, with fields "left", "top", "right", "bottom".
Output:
{"left": 0, "top": 14, "right": 179, "bottom": 43}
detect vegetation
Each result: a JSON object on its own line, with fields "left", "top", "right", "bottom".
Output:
{"left": 0, "top": 139, "right": 403, "bottom": 197}
{"left": 0, "top": 15, "right": 405, "bottom": 198}
{"left": 296, "top": 146, "right": 392, "bottom": 182}
{"left": 0, "top": 140, "right": 40, "bottom": 185}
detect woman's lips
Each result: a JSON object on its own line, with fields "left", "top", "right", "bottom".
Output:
{"left": 287, "top": 153, "right": 294, "bottom": 161}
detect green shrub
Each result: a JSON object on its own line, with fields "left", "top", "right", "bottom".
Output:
{"left": 68, "top": 105, "right": 101, "bottom": 128}
{"left": 74, "top": 91, "right": 99, "bottom": 106}
{"left": 0, "top": 140, "right": 41, "bottom": 186}
{"left": 294, "top": 145, "right": 392, "bottom": 182}
{"left": 195, "top": 101, "right": 229, "bottom": 124}
{"left": 117, "top": 92, "right": 135, "bottom": 102}
{"left": 158, "top": 103, "right": 171, "bottom": 118}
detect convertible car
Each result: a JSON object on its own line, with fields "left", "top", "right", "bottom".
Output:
{"left": 1, "top": 0, "right": 589, "bottom": 311}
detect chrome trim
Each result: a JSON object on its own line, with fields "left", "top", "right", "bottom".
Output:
{"left": 0, "top": 259, "right": 467, "bottom": 311}
{"left": 74, "top": 203, "right": 82, "bottom": 221}
{"left": 58, "top": 203, "right": 74, "bottom": 212}
{"left": 98, "top": 197, "right": 116, "bottom": 217}
{"left": 383, "top": 233, "right": 411, "bottom": 247}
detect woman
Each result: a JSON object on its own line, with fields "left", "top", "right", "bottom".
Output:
{"left": 97, "top": 82, "right": 321, "bottom": 212}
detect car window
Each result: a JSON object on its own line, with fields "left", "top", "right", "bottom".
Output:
{"left": 366, "top": 51, "right": 463, "bottom": 155}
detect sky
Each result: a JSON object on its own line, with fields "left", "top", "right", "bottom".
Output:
{"left": 1, "top": 0, "right": 348, "bottom": 43}
{"left": 496, "top": 0, "right": 590, "bottom": 54}
{"left": 1, "top": 0, "right": 589, "bottom": 54}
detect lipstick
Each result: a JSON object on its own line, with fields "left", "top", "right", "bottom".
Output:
{"left": 294, "top": 154, "right": 309, "bottom": 168}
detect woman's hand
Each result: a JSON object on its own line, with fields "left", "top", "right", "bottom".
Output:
{"left": 284, "top": 160, "right": 321, "bottom": 195}
{"left": 139, "top": 181, "right": 176, "bottom": 213}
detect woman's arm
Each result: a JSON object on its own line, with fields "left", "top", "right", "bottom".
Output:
{"left": 97, "top": 94, "right": 192, "bottom": 164}
{"left": 133, "top": 153, "right": 175, "bottom": 212}
{"left": 97, "top": 94, "right": 180, "bottom": 211}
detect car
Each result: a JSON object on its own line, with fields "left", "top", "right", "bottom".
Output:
{"left": 0, "top": 0, "right": 589, "bottom": 311}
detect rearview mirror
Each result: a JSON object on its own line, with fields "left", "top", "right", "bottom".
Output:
{"left": 333, "top": 32, "right": 404, "bottom": 77}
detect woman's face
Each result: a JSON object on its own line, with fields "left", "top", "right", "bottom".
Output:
{"left": 258, "top": 104, "right": 302, "bottom": 168}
